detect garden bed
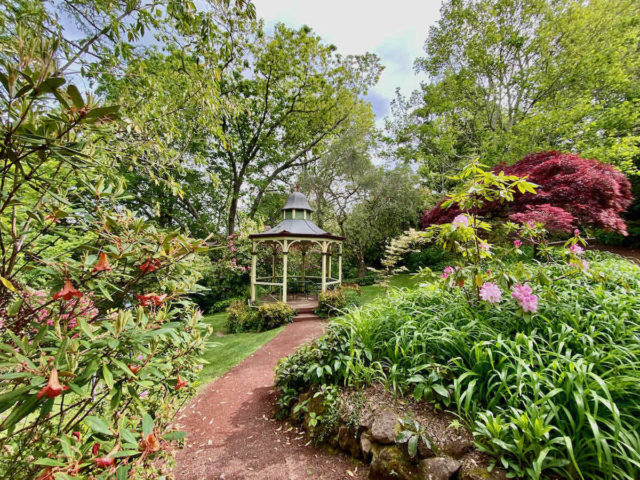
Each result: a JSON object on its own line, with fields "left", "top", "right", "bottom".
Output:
{"left": 275, "top": 251, "right": 640, "bottom": 479}
{"left": 288, "top": 383, "right": 505, "bottom": 480}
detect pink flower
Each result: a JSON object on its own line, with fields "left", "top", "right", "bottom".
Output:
{"left": 479, "top": 282, "right": 502, "bottom": 303}
{"left": 569, "top": 244, "right": 584, "bottom": 255}
{"left": 511, "top": 284, "right": 538, "bottom": 313}
{"left": 574, "top": 229, "right": 580, "bottom": 236}
{"left": 441, "top": 266, "right": 455, "bottom": 279}
{"left": 452, "top": 214, "right": 469, "bottom": 228}
{"left": 479, "top": 240, "right": 491, "bottom": 252}
{"left": 228, "top": 241, "right": 234, "bottom": 247}
{"left": 570, "top": 259, "right": 590, "bottom": 270}
{"left": 513, "top": 239, "right": 522, "bottom": 248}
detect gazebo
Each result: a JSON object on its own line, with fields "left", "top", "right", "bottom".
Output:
{"left": 248, "top": 191, "right": 344, "bottom": 304}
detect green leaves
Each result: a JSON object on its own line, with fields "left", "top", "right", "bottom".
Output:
{"left": 84, "top": 416, "right": 112, "bottom": 436}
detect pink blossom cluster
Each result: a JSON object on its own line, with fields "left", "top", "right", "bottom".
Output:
{"left": 479, "top": 282, "right": 502, "bottom": 303}
{"left": 569, "top": 244, "right": 584, "bottom": 255}
{"left": 511, "top": 284, "right": 538, "bottom": 313}
{"left": 452, "top": 214, "right": 469, "bottom": 228}
{"left": 513, "top": 239, "right": 522, "bottom": 248}
{"left": 441, "top": 266, "right": 455, "bottom": 279}
{"left": 479, "top": 240, "right": 491, "bottom": 252}
{"left": 570, "top": 259, "right": 590, "bottom": 271}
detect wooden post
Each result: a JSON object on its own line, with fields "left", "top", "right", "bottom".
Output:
{"left": 328, "top": 246, "right": 332, "bottom": 281}
{"left": 338, "top": 243, "right": 343, "bottom": 285}
{"left": 250, "top": 241, "right": 257, "bottom": 302}
{"left": 301, "top": 249, "right": 306, "bottom": 293}
{"left": 282, "top": 240, "right": 289, "bottom": 303}
{"left": 321, "top": 241, "right": 327, "bottom": 293}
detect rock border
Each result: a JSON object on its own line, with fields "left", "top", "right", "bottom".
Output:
{"left": 288, "top": 385, "right": 507, "bottom": 480}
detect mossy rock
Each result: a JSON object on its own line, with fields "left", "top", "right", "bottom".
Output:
{"left": 369, "top": 444, "right": 421, "bottom": 480}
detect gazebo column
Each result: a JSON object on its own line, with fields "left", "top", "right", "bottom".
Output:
{"left": 321, "top": 241, "right": 328, "bottom": 293}
{"left": 250, "top": 241, "right": 257, "bottom": 302}
{"left": 328, "top": 246, "right": 332, "bottom": 281}
{"left": 282, "top": 240, "right": 289, "bottom": 303}
{"left": 338, "top": 243, "right": 343, "bottom": 285}
{"left": 301, "top": 249, "right": 306, "bottom": 293}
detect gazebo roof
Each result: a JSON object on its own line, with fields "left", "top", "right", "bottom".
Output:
{"left": 249, "top": 191, "right": 344, "bottom": 241}
{"left": 282, "top": 191, "right": 313, "bottom": 212}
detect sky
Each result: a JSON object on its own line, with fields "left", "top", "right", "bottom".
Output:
{"left": 253, "top": 0, "right": 442, "bottom": 126}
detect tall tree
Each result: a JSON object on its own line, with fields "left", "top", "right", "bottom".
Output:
{"left": 298, "top": 102, "right": 378, "bottom": 231}
{"left": 214, "top": 21, "right": 382, "bottom": 234}
{"left": 386, "top": 0, "right": 640, "bottom": 192}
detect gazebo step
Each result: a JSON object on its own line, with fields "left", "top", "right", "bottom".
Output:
{"left": 295, "top": 305, "right": 316, "bottom": 314}
{"left": 293, "top": 312, "right": 320, "bottom": 322}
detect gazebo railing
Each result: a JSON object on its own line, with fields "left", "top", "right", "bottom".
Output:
{"left": 254, "top": 275, "right": 340, "bottom": 289}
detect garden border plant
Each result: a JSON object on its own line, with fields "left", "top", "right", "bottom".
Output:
{"left": 276, "top": 159, "right": 640, "bottom": 480}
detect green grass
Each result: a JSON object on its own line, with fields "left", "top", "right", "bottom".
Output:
{"left": 198, "top": 311, "right": 284, "bottom": 385}
{"left": 197, "top": 274, "right": 418, "bottom": 387}
{"left": 360, "top": 273, "right": 420, "bottom": 304}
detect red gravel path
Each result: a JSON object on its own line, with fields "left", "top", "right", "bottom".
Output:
{"left": 173, "top": 319, "right": 367, "bottom": 480}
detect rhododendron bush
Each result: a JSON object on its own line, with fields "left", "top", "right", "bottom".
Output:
{"left": 0, "top": 33, "right": 210, "bottom": 479}
{"left": 422, "top": 151, "right": 633, "bottom": 235}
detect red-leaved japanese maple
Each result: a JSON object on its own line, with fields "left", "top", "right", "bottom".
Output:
{"left": 422, "top": 151, "right": 633, "bottom": 235}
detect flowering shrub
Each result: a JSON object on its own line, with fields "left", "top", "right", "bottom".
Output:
{"left": 0, "top": 37, "right": 210, "bottom": 479}
{"left": 195, "top": 226, "right": 256, "bottom": 313}
{"left": 423, "top": 151, "right": 633, "bottom": 235}
{"left": 284, "top": 160, "right": 640, "bottom": 478}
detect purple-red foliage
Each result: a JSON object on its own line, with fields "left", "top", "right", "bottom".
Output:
{"left": 422, "top": 151, "right": 633, "bottom": 235}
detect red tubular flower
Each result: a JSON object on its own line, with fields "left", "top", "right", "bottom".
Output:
{"left": 93, "top": 456, "right": 115, "bottom": 468}
{"left": 175, "top": 374, "right": 188, "bottom": 391}
{"left": 53, "top": 279, "right": 82, "bottom": 301}
{"left": 93, "top": 252, "right": 112, "bottom": 272}
{"left": 139, "top": 258, "right": 161, "bottom": 274}
{"left": 92, "top": 443, "right": 100, "bottom": 456}
{"left": 136, "top": 293, "right": 153, "bottom": 307}
{"left": 72, "top": 431, "right": 81, "bottom": 440}
{"left": 37, "top": 368, "right": 69, "bottom": 399}
{"left": 136, "top": 293, "right": 166, "bottom": 307}
{"left": 128, "top": 364, "right": 141, "bottom": 375}
{"left": 139, "top": 433, "right": 161, "bottom": 453}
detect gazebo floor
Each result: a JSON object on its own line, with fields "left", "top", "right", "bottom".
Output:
{"left": 258, "top": 293, "right": 318, "bottom": 313}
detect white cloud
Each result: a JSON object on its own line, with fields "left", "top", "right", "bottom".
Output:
{"left": 254, "top": 0, "right": 442, "bottom": 123}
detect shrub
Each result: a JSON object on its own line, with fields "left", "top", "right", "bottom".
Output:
{"left": 226, "top": 301, "right": 259, "bottom": 333}
{"left": 226, "top": 301, "right": 294, "bottom": 333}
{"left": 0, "top": 37, "right": 209, "bottom": 479}
{"left": 256, "top": 302, "right": 295, "bottom": 330}
{"left": 316, "top": 286, "right": 362, "bottom": 317}
{"left": 423, "top": 151, "right": 633, "bottom": 235}
{"left": 277, "top": 252, "right": 640, "bottom": 479}
{"left": 343, "top": 274, "right": 377, "bottom": 286}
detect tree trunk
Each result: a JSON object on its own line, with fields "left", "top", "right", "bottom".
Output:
{"left": 227, "top": 179, "right": 242, "bottom": 235}
{"left": 357, "top": 251, "right": 366, "bottom": 278}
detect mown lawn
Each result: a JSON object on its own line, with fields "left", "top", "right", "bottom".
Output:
{"left": 198, "top": 312, "right": 284, "bottom": 386}
{"left": 198, "top": 273, "right": 420, "bottom": 386}
{"left": 360, "top": 273, "right": 420, "bottom": 304}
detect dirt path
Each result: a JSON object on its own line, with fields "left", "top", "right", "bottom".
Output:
{"left": 174, "top": 319, "right": 367, "bottom": 480}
